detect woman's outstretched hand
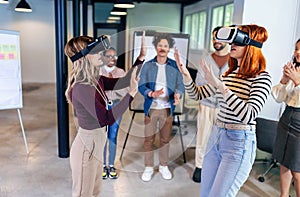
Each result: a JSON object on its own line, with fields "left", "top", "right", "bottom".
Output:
{"left": 200, "top": 59, "right": 221, "bottom": 88}
{"left": 138, "top": 31, "right": 147, "bottom": 61}
{"left": 174, "top": 47, "right": 191, "bottom": 83}
{"left": 280, "top": 61, "right": 292, "bottom": 84}
{"left": 129, "top": 67, "right": 140, "bottom": 97}
{"left": 200, "top": 59, "right": 228, "bottom": 93}
{"left": 283, "top": 61, "right": 300, "bottom": 86}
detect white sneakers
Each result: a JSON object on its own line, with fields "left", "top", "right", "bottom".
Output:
{"left": 159, "top": 165, "right": 172, "bottom": 180}
{"left": 141, "top": 167, "right": 154, "bottom": 182}
{"left": 141, "top": 165, "right": 172, "bottom": 182}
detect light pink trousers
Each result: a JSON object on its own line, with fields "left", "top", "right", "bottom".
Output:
{"left": 70, "top": 127, "right": 106, "bottom": 197}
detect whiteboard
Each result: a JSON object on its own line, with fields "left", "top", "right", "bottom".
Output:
{"left": 131, "top": 31, "right": 190, "bottom": 114}
{"left": 0, "top": 29, "right": 22, "bottom": 110}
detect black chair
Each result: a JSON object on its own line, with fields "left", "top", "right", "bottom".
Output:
{"left": 255, "top": 117, "right": 279, "bottom": 182}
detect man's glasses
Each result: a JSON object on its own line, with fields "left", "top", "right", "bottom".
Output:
{"left": 105, "top": 55, "right": 118, "bottom": 60}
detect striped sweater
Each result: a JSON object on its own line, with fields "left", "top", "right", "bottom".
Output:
{"left": 185, "top": 70, "right": 272, "bottom": 125}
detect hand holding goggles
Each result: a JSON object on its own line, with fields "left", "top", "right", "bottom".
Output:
{"left": 70, "top": 35, "right": 110, "bottom": 62}
{"left": 215, "top": 26, "right": 263, "bottom": 48}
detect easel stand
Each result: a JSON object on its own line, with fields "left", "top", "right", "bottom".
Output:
{"left": 120, "top": 111, "right": 186, "bottom": 163}
{"left": 173, "top": 114, "right": 187, "bottom": 163}
{"left": 17, "top": 109, "right": 29, "bottom": 154}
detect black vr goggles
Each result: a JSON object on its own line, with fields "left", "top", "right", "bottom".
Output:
{"left": 215, "top": 26, "right": 263, "bottom": 48}
{"left": 70, "top": 35, "right": 110, "bottom": 62}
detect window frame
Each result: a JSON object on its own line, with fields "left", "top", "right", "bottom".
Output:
{"left": 183, "top": 1, "right": 234, "bottom": 50}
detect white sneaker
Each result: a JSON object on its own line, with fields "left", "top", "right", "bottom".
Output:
{"left": 141, "top": 167, "right": 154, "bottom": 182}
{"left": 159, "top": 165, "right": 172, "bottom": 180}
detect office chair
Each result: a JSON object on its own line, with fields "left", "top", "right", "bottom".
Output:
{"left": 255, "top": 117, "right": 279, "bottom": 182}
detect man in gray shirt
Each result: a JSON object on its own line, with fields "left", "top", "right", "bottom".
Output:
{"left": 192, "top": 26, "right": 229, "bottom": 183}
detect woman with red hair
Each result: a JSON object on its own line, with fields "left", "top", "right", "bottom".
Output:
{"left": 175, "top": 24, "right": 272, "bottom": 196}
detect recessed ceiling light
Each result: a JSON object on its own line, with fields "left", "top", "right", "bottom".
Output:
{"left": 110, "top": 7, "right": 127, "bottom": 16}
{"left": 0, "top": 0, "right": 9, "bottom": 5}
{"left": 114, "top": 0, "right": 135, "bottom": 9}
{"left": 108, "top": 16, "right": 121, "bottom": 20}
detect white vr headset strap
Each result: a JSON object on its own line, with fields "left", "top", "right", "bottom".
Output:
{"left": 216, "top": 27, "right": 263, "bottom": 48}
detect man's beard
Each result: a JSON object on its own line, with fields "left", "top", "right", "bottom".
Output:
{"left": 213, "top": 43, "right": 225, "bottom": 51}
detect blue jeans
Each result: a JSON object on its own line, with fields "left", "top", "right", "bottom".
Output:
{"left": 200, "top": 125, "right": 256, "bottom": 197}
{"left": 103, "top": 100, "right": 122, "bottom": 166}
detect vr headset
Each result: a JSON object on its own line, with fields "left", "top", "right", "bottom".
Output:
{"left": 70, "top": 35, "right": 110, "bottom": 62}
{"left": 215, "top": 26, "right": 263, "bottom": 48}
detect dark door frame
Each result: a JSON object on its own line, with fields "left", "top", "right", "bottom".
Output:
{"left": 93, "top": 16, "right": 127, "bottom": 70}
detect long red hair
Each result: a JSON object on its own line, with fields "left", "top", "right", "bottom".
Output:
{"left": 225, "top": 24, "right": 268, "bottom": 78}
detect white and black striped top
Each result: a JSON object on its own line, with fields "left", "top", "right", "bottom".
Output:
{"left": 185, "top": 70, "right": 272, "bottom": 125}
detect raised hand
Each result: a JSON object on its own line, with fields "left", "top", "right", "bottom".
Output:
{"left": 200, "top": 59, "right": 221, "bottom": 88}
{"left": 200, "top": 59, "right": 228, "bottom": 94}
{"left": 280, "top": 61, "right": 292, "bottom": 84}
{"left": 174, "top": 47, "right": 191, "bottom": 82}
{"left": 283, "top": 61, "right": 300, "bottom": 86}
{"left": 138, "top": 31, "right": 147, "bottom": 61}
{"left": 129, "top": 67, "right": 140, "bottom": 97}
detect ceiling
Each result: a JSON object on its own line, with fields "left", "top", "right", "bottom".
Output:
{"left": 93, "top": 0, "right": 201, "bottom": 23}
{"left": 92, "top": 0, "right": 201, "bottom": 6}
{"left": 135, "top": 0, "right": 200, "bottom": 5}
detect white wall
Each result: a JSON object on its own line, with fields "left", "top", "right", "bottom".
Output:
{"left": 0, "top": 0, "right": 55, "bottom": 83}
{"left": 233, "top": 0, "right": 300, "bottom": 120}
{"left": 0, "top": 0, "right": 93, "bottom": 83}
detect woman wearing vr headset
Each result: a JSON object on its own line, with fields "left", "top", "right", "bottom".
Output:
{"left": 175, "top": 24, "right": 272, "bottom": 196}
{"left": 272, "top": 38, "right": 300, "bottom": 197}
{"left": 64, "top": 35, "right": 145, "bottom": 197}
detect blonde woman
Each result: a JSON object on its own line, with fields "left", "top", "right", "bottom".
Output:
{"left": 64, "top": 35, "right": 144, "bottom": 197}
